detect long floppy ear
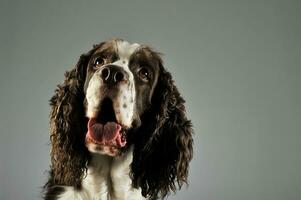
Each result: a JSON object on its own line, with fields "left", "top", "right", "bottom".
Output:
{"left": 131, "top": 63, "right": 193, "bottom": 199}
{"left": 46, "top": 45, "right": 99, "bottom": 188}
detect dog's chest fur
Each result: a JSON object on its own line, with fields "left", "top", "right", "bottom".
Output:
{"left": 58, "top": 147, "right": 145, "bottom": 200}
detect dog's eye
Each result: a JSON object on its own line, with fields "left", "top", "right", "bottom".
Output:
{"left": 138, "top": 67, "right": 150, "bottom": 81}
{"left": 94, "top": 57, "right": 106, "bottom": 67}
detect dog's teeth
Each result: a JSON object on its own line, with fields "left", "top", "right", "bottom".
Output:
{"left": 120, "top": 130, "right": 126, "bottom": 141}
{"left": 121, "top": 135, "right": 126, "bottom": 142}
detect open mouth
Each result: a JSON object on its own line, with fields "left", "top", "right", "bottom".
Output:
{"left": 85, "top": 98, "right": 127, "bottom": 151}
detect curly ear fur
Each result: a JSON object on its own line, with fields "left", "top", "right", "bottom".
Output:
{"left": 44, "top": 45, "right": 99, "bottom": 190}
{"left": 131, "top": 63, "right": 193, "bottom": 199}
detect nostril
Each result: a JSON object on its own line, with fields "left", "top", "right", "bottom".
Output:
{"left": 101, "top": 67, "right": 110, "bottom": 81}
{"left": 114, "top": 71, "right": 124, "bottom": 82}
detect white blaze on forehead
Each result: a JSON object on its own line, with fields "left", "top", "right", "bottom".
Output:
{"left": 115, "top": 40, "right": 140, "bottom": 62}
{"left": 110, "top": 40, "right": 139, "bottom": 127}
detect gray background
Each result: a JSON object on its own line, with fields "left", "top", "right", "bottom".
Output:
{"left": 0, "top": 0, "right": 300, "bottom": 200}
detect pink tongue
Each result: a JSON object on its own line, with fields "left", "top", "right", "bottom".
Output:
{"left": 88, "top": 118, "right": 121, "bottom": 143}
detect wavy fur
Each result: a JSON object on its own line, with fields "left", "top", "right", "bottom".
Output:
{"left": 44, "top": 47, "right": 99, "bottom": 192}
{"left": 131, "top": 62, "right": 193, "bottom": 199}
{"left": 44, "top": 41, "right": 193, "bottom": 200}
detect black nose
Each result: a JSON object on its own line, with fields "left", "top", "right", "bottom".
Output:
{"left": 100, "top": 65, "right": 128, "bottom": 85}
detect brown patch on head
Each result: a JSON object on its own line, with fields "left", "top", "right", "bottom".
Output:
{"left": 131, "top": 45, "right": 163, "bottom": 68}
{"left": 94, "top": 40, "right": 115, "bottom": 54}
{"left": 137, "top": 46, "right": 162, "bottom": 102}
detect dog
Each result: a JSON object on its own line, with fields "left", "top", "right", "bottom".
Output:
{"left": 43, "top": 39, "right": 193, "bottom": 200}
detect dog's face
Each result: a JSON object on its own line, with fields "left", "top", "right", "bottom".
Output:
{"left": 83, "top": 39, "right": 160, "bottom": 156}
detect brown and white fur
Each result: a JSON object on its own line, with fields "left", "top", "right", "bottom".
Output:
{"left": 43, "top": 39, "right": 193, "bottom": 200}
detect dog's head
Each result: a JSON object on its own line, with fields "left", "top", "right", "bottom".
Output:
{"left": 48, "top": 39, "right": 193, "bottom": 199}
{"left": 83, "top": 39, "right": 160, "bottom": 156}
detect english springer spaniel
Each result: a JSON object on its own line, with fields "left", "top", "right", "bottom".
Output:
{"left": 43, "top": 39, "right": 193, "bottom": 200}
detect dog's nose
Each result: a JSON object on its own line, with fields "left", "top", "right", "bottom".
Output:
{"left": 100, "top": 65, "right": 128, "bottom": 85}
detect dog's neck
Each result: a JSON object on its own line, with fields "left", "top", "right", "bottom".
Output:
{"left": 81, "top": 146, "right": 145, "bottom": 200}
{"left": 57, "top": 146, "right": 145, "bottom": 200}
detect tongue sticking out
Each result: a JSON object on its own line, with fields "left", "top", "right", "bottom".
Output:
{"left": 87, "top": 118, "right": 126, "bottom": 147}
